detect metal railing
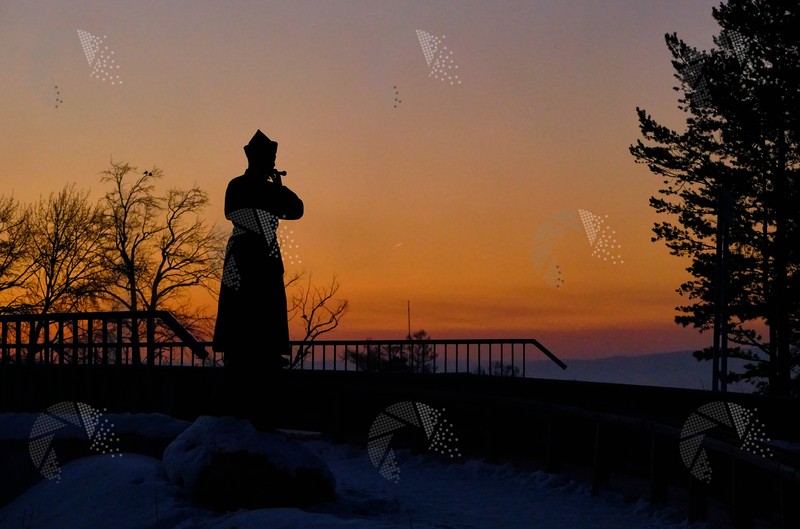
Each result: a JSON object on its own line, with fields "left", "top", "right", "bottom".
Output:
{"left": 288, "top": 338, "right": 567, "bottom": 376}
{"left": 0, "top": 311, "right": 567, "bottom": 375}
{"left": 0, "top": 311, "right": 213, "bottom": 367}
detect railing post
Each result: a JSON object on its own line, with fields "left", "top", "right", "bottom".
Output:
{"left": 87, "top": 318, "right": 94, "bottom": 365}
{"left": 57, "top": 319, "right": 64, "bottom": 364}
{"left": 131, "top": 313, "right": 141, "bottom": 366}
{"left": 102, "top": 319, "right": 109, "bottom": 365}
{"left": 500, "top": 343, "right": 505, "bottom": 375}
{"left": 72, "top": 319, "right": 79, "bottom": 364}
{"left": 116, "top": 318, "right": 123, "bottom": 365}
{"left": 15, "top": 321, "right": 21, "bottom": 364}
{"left": 27, "top": 318, "right": 36, "bottom": 364}
{"left": 1, "top": 321, "right": 7, "bottom": 364}
{"left": 146, "top": 312, "right": 156, "bottom": 367}
{"left": 43, "top": 319, "right": 51, "bottom": 365}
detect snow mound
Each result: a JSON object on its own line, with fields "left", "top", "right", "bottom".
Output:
{"left": 162, "top": 416, "right": 336, "bottom": 511}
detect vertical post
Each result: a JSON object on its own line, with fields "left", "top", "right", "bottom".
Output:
{"left": 131, "top": 312, "right": 141, "bottom": 366}
{"left": 87, "top": 318, "right": 94, "bottom": 365}
{"left": 15, "top": 321, "right": 21, "bottom": 364}
{"left": 28, "top": 318, "right": 36, "bottom": 364}
{"left": 57, "top": 321, "right": 65, "bottom": 364}
{"left": 713, "top": 183, "right": 732, "bottom": 392}
{"left": 523, "top": 343, "right": 527, "bottom": 378}
{"left": 407, "top": 300, "right": 411, "bottom": 339}
{"left": 72, "top": 319, "right": 79, "bottom": 364}
{"left": 43, "top": 320, "right": 51, "bottom": 365}
{"left": 102, "top": 319, "right": 109, "bottom": 365}
{"left": 1, "top": 321, "right": 7, "bottom": 364}
{"left": 116, "top": 318, "right": 123, "bottom": 365}
{"left": 146, "top": 312, "right": 156, "bottom": 367}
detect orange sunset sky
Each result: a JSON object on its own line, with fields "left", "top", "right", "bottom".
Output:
{"left": 1, "top": 0, "right": 726, "bottom": 359}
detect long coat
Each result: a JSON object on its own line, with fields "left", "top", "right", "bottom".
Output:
{"left": 212, "top": 170, "right": 303, "bottom": 365}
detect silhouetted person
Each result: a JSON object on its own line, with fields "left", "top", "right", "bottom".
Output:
{"left": 213, "top": 130, "right": 303, "bottom": 422}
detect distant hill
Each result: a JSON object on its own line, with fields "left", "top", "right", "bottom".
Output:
{"left": 523, "top": 350, "right": 758, "bottom": 393}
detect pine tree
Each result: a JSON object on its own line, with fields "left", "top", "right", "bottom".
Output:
{"left": 630, "top": 0, "right": 800, "bottom": 395}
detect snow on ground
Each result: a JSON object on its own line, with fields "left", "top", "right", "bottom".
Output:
{"left": 0, "top": 413, "right": 712, "bottom": 529}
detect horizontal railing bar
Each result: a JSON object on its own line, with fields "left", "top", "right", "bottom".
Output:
{"left": 0, "top": 310, "right": 177, "bottom": 323}
{"left": 286, "top": 339, "right": 551, "bottom": 345}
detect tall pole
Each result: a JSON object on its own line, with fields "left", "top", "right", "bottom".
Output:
{"left": 713, "top": 183, "right": 732, "bottom": 392}
{"left": 407, "top": 300, "right": 411, "bottom": 339}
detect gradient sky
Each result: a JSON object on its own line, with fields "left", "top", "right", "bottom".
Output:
{"left": 0, "top": 0, "right": 726, "bottom": 359}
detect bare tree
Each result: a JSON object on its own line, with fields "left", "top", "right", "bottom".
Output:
{"left": 288, "top": 273, "right": 349, "bottom": 368}
{"left": 143, "top": 187, "right": 226, "bottom": 309}
{"left": 99, "top": 160, "right": 225, "bottom": 365}
{"left": 99, "top": 161, "right": 163, "bottom": 314}
{"left": 18, "top": 185, "right": 108, "bottom": 362}
{"left": 0, "top": 196, "right": 34, "bottom": 311}
{"left": 24, "top": 185, "right": 109, "bottom": 314}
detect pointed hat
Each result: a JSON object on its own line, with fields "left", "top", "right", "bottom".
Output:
{"left": 244, "top": 129, "right": 278, "bottom": 159}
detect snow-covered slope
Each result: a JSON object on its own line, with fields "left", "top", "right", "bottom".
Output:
{"left": 0, "top": 413, "right": 710, "bottom": 529}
